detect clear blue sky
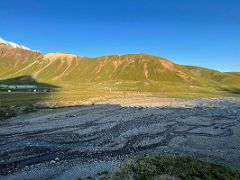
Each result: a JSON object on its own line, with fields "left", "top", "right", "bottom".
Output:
{"left": 0, "top": 0, "right": 239, "bottom": 72}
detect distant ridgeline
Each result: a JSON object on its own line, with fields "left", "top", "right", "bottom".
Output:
{"left": 0, "top": 36, "right": 240, "bottom": 94}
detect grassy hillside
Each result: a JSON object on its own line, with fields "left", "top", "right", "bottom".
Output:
{"left": 0, "top": 43, "right": 240, "bottom": 96}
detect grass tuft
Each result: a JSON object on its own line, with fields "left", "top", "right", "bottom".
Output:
{"left": 113, "top": 155, "right": 240, "bottom": 180}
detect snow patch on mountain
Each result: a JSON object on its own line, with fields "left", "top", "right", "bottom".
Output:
{"left": 0, "top": 37, "right": 33, "bottom": 51}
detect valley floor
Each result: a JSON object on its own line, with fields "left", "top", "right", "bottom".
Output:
{"left": 0, "top": 97, "right": 240, "bottom": 179}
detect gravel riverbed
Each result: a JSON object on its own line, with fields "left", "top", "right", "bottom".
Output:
{"left": 0, "top": 97, "right": 240, "bottom": 179}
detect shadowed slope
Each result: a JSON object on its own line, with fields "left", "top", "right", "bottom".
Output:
{"left": 0, "top": 75, "right": 59, "bottom": 88}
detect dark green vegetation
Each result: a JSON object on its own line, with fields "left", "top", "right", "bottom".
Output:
{"left": 0, "top": 104, "right": 37, "bottom": 121}
{"left": 113, "top": 155, "right": 240, "bottom": 180}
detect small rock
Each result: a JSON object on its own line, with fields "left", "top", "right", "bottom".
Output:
{"left": 50, "top": 160, "right": 56, "bottom": 163}
{"left": 69, "top": 115, "right": 77, "bottom": 117}
{"left": 55, "top": 157, "right": 60, "bottom": 161}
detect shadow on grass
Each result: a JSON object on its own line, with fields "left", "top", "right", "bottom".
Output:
{"left": 0, "top": 75, "right": 59, "bottom": 90}
{"left": 220, "top": 87, "right": 240, "bottom": 95}
{"left": 0, "top": 75, "right": 60, "bottom": 119}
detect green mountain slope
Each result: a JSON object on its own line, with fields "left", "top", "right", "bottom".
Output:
{"left": 0, "top": 43, "right": 239, "bottom": 94}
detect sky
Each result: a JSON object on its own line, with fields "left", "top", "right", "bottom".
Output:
{"left": 0, "top": 0, "right": 239, "bottom": 72}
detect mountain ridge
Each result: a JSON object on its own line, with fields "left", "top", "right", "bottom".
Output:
{"left": 0, "top": 37, "right": 38, "bottom": 51}
{"left": 0, "top": 37, "right": 240, "bottom": 94}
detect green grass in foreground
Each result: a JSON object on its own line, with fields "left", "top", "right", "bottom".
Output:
{"left": 113, "top": 155, "right": 240, "bottom": 180}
